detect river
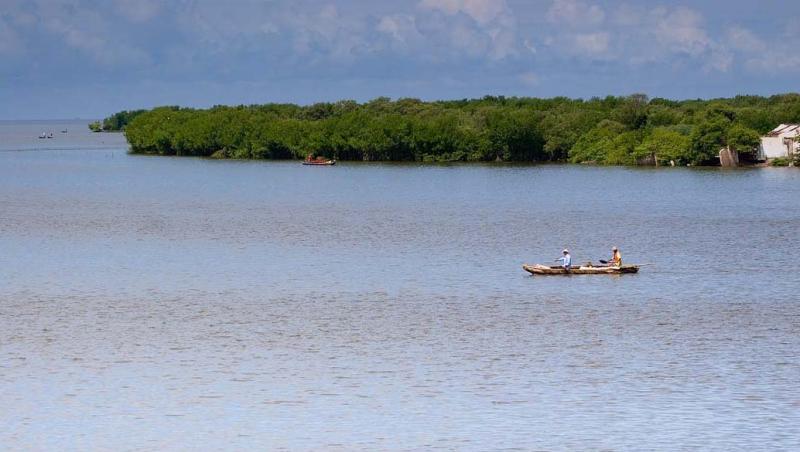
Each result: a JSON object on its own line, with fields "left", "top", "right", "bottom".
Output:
{"left": 1, "top": 120, "right": 799, "bottom": 450}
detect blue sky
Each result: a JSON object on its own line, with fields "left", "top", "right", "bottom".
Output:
{"left": 1, "top": 0, "right": 798, "bottom": 119}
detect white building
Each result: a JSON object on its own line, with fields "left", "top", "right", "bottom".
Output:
{"left": 758, "top": 124, "right": 800, "bottom": 160}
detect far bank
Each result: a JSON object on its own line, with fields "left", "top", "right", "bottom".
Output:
{"left": 100, "top": 94, "right": 800, "bottom": 167}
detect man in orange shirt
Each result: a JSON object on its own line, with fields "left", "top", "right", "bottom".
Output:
{"left": 610, "top": 247, "right": 622, "bottom": 267}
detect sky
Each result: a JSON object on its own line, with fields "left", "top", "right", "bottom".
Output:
{"left": 1, "top": 0, "right": 798, "bottom": 119}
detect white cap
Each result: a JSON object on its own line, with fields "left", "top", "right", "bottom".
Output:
{"left": 563, "top": 249, "right": 569, "bottom": 253}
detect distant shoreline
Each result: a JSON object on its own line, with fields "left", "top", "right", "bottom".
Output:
{"left": 127, "top": 151, "right": 796, "bottom": 169}
{"left": 100, "top": 94, "right": 800, "bottom": 167}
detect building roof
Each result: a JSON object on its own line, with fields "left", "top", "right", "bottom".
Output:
{"left": 766, "top": 124, "right": 800, "bottom": 137}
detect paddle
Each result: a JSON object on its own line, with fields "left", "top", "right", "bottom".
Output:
{"left": 599, "top": 259, "right": 654, "bottom": 266}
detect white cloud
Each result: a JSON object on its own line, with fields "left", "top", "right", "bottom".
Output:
{"left": 33, "top": 4, "right": 151, "bottom": 67}
{"left": 611, "top": 4, "right": 641, "bottom": 27}
{"left": 544, "top": 31, "right": 612, "bottom": 60}
{"left": 523, "top": 39, "right": 537, "bottom": 54}
{"left": 726, "top": 26, "right": 767, "bottom": 53}
{"left": 291, "top": 5, "right": 373, "bottom": 61}
{"left": 542, "top": 4, "right": 738, "bottom": 71}
{"left": 377, "top": 14, "right": 432, "bottom": 56}
{"left": 114, "top": 0, "right": 161, "bottom": 23}
{"left": 647, "top": 7, "right": 735, "bottom": 72}
{"left": 743, "top": 52, "right": 797, "bottom": 72}
{"left": 546, "top": 0, "right": 605, "bottom": 27}
{"left": 419, "top": 0, "right": 508, "bottom": 25}
{"left": 651, "top": 7, "right": 711, "bottom": 56}
{"left": 737, "top": 16, "right": 800, "bottom": 73}
{"left": 573, "top": 32, "right": 610, "bottom": 55}
{"left": 416, "top": 0, "right": 519, "bottom": 60}
{"left": 706, "top": 44, "right": 733, "bottom": 72}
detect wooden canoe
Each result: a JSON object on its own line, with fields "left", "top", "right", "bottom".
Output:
{"left": 523, "top": 264, "right": 639, "bottom": 275}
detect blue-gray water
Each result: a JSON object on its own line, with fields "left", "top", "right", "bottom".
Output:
{"left": 2, "top": 121, "right": 799, "bottom": 450}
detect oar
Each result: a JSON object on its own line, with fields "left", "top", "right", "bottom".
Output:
{"left": 599, "top": 259, "right": 655, "bottom": 266}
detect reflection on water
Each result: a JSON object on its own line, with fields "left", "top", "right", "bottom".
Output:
{"left": 1, "top": 127, "right": 799, "bottom": 450}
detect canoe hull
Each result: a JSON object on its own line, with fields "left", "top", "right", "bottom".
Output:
{"left": 523, "top": 264, "right": 639, "bottom": 275}
{"left": 302, "top": 160, "right": 336, "bottom": 166}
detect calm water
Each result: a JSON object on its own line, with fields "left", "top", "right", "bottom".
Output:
{"left": 1, "top": 121, "right": 799, "bottom": 450}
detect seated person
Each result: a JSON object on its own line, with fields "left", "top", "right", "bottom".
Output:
{"left": 555, "top": 249, "right": 572, "bottom": 269}
{"left": 609, "top": 246, "right": 622, "bottom": 267}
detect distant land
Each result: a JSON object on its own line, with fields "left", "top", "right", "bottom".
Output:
{"left": 97, "top": 94, "right": 800, "bottom": 166}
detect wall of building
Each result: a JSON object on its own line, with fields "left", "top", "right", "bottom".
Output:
{"left": 759, "top": 136, "right": 797, "bottom": 159}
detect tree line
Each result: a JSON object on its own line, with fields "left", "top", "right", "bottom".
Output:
{"left": 114, "top": 94, "right": 800, "bottom": 165}
{"left": 89, "top": 109, "right": 147, "bottom": 132}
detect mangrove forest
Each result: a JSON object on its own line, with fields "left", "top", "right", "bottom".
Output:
{"left": 114, "top": 94, "right": 800, "bottom": 165}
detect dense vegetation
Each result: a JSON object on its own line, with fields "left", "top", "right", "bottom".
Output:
{"left": 89, "top": 109, "right": 146, "bottom": 132}
{"left": 118, "top": 94, "right": 800, "bottom": 165}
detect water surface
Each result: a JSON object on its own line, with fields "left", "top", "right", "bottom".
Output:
{"left": 1, "top": 121, "right": 799, "bottom": 450}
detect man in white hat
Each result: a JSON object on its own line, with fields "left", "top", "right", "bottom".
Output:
{"left": 555, "top": 249, "right": 572, "bottom": 269}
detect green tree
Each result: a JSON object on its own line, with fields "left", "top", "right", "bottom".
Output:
{"left": 636, "top": 127, "right": 692, "bottom": 165}
{"left": 569, "top": 120, "right": 635, "bottom": 164}
{"left": 689, "top": 117, "right": 730, "bottom": 164}
{"left": 726, "top": 124, "right": 760, "bottom": 154}
{"left": 614, "top": 94, "right": 649, "bottom": 130}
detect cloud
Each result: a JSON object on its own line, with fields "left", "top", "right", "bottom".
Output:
{"left": 611, "top": 4, "right": 641, "bottom": 27}
{"left": 413, "top": 0, "right": 519, "bottom": 60}
{"left": 718, "top": 22, "right": 800, "bottom": 74}
{"left": 541, "top": 4, "right": 737, "bottom": 72}
{"left": 0, "top": 18, "right": 23, "bottom": 55}
{"left": 290, "top": 4, "right": 373, "bottom": 61}
{"left": 37, "top": 4, "right": 151, "bottom": 67}
{"left": 114, "top": 0, "right": 161, "bottom": 23}
{"left": 523, "top": 39, "right": 536, "bottom": 54}
{"left": 544, "top": 31, "right": 612, "bottom": 61}
{"left": 375, "top": 0, "right": 520, "bottom": 62}
{"left": 376, "top": 14, "right": 428, "bottom": 54}
{"left": 573, "top": 32, "right": 610, "bottom": 55}
{"left": 648, "top": 7, "right": 735, "bottom": 72}
{"left": 706, "top": 44, "right": 733, "bottom": 72}
{"left": 419, "top": 0, "right": 509, "bottom": 25}
{"left": 546, "top": 0, "right": 605, "bottom": 27}
{"left": 651, "top": 7, "right": 711, "bottom": 57}
{"left": 419, "top": 0, "right": 520, "bottom": 60}
{"left": 726, "top": 26, "right": 767, "bottom": 53}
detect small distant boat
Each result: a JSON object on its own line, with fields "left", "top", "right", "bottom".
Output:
{"left": 61, "top": 129, "right": 68, "bottom": 133}
{"left": 47, "top": 132, "right": 54, "bottom": 139}
{"left": 523, "top": 264, "right": 639, "bottom": 275}
{"left": 303, "top": 156, "right": 336, "bottom": 166}
{"left": 39, "top": 132, "right": 47, "bottom": 139}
